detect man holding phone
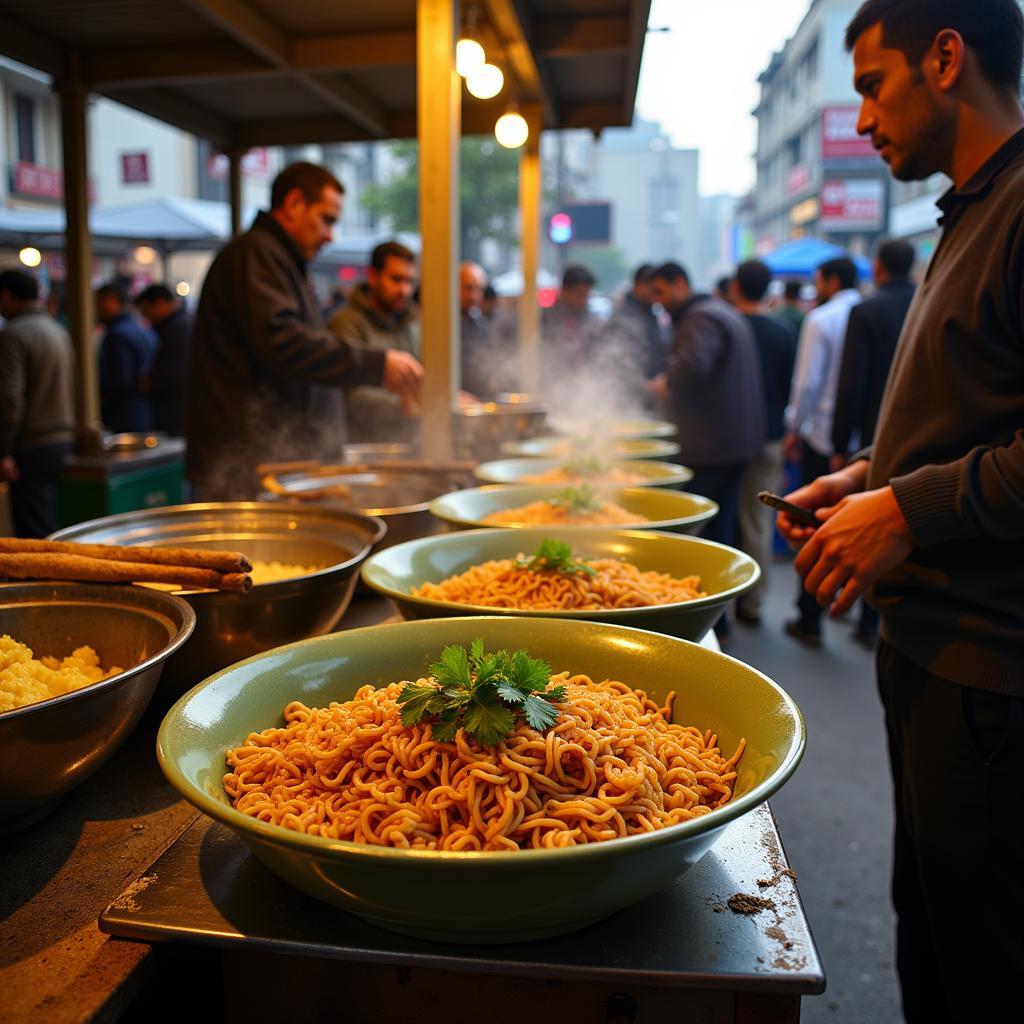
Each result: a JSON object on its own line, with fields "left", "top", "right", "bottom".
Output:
{"left": 776, "top": 3, "right": 1024, "bottom": 1020}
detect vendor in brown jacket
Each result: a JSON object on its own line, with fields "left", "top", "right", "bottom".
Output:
{"left": 186, "top": 162, "right": 422, "bottom": 498}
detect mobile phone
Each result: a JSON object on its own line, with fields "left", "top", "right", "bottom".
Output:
{"left": 757, "top": 491, "right": 821, "bottom": 529}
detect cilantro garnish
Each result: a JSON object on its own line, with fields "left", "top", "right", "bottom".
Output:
{"left": 397, "top": 639, "right": 567, "bottom": 745}
{"left": 562, "top": 455, "right": 608, "bottom": 478}
{"left": 550, "top": 484, "right": 603, "bottom": 515}
{"left": 515, "top": 538, "right": 597, "bottom": 577}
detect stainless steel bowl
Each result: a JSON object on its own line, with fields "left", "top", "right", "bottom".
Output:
{"left": 453, "top": 401, "right": 548, "bottom": 462}
{"left": 0, "top": 582, "right": 195, "bottom": 833}
{"left": 51, "top": 503, "right": 385, "bottom": 696}
{"left": 259, "top": 469, "right": 459, "bottom": 549}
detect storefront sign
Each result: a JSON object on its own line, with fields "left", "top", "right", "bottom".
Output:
{"left": 121, "top": 151, "right": 150, "bottom": 184}
{"left": 14, "top": 161, "right": 62, "bottom": 199}
{"left": 787, "top": 164, "right": 810, "bottom": 195}
{"left": 820, "top": 179, "right": 885, "bottom": 230}
{"left": 208, "top": 148, "right": 271, "bottom": 181}
{"left": 821, "top": 107, "right": 877, "bottom": 159}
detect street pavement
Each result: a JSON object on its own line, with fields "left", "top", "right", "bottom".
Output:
{"left": 727, "top": 558, "right": 902, "bottom": 1024}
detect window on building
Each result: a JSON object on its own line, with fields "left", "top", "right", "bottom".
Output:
{"left": 786, "top": 134, "right": 802, "bottom": 168}
{"left": 15, "top": 95, "right": 37, "bottom": 163}
{"left": 804, "top": 38, "right": 819, "bottom": 82}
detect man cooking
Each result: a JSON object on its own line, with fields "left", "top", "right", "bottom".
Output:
{"left": 187, "top": 161, "right": 422, "bottom": 498}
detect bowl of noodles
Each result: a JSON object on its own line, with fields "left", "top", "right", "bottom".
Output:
{"left": 503, "top": 437, "right": 681, "bottom": 461}
{"left": 474, "top": 457, "right": 694, "bottom": 489}
{"left": 429, "top": 484, "right": 717, "bottom": 535}
{"left": 0, "top": 581, "right": 195, "bottom": 832}
{"left": 547, "top": 417, "right": 678, "bottom": 440}
{"left": 362, "top": 528, "right": 758, "bottom": 642}
{"left": 157, "top": 616, "right": 804, "bottom": 943}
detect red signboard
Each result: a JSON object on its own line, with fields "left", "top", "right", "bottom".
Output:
{"left": 787, "top": 164, "right": 810, "bottom": 195}
{"left": 121, "top": 151, "right": 150, "bottom": 184}
{"left": 820, "top": 179, "right": 885, "bottom": 230}
{"left": 207, "top": 148, "right": 271, "bottom": 181}
{"left": 821, "top": 107, "right": 877, "bottom": 159}
{"left": 14, "top": 161, "right": 62, "bottom": 199}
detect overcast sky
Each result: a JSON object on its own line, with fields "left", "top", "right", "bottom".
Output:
{"left": 635, "top": 0, "right": 820, "bottom": 196}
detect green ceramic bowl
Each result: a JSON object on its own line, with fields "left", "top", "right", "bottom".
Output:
{"left": 362, "top": 528, "right": 758, "bottom": 642}
{"left": 430, "top": 484, "right": 717, "bottom": 535}
{"left": 158, "top": 617, "right": 804, "bottom": 943}
{"left": 503, "top": 437, "right": 681, "bottom": 461}
{"left": 474, "top": 457, "right": 694, "bottom": 489}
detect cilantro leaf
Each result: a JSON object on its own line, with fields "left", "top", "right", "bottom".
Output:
{"left": 563, "top": 454, "right": 607, "bottom": 478}
{"left": 542, "top": 685, "right": 568, "bottom": 704}
{"left": 522, "top": 694, "right": 561, "bottom": 731}
{"left": 506, "top": 648, "right": 553, "bottom": 693}
{"left": 397, "top": 682, "right": 443, "bottom": 727}
{"left": 469, "top": 638, "right": 485, "bottom": 667}
{"left": 429, "top": 644, "right": 471, "bottom": 690}
{"left": 515, "top": 538, "right": 597, "bottom": 578}
{"left": 431, "top": 709, "right": 459, "bottom": 743}
{"left": 496, "top": 681, "right": 526, "bottom": 704}
{"left": 463, "top": 701, "right": 516, "bottom": 746}
{"left": 550, "top": 484, "right": 603, "bottom": 516}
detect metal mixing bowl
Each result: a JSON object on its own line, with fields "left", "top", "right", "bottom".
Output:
{"left": 454, "top": 401, "right": 548, "bottom": 462}
{"left": 51, "top": 503, "right": 385, "bottom": 696}
{"left": 0, "top": 582, "right": 195, "bottom": 833}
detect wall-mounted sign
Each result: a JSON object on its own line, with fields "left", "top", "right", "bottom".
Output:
{"left": 821, "top": 179, "right": 885, "bottom": 230}
{"left": 787, "top": 164, "right": 810, "bottom": 195}
{"left": 121, "top": 152, "right": 150, "bottom": 184}
{"left": 207, "top": 148, "right": 272, "bottom": 181}
{"left": 821, "top": 107, "right": 878, "bottom": 159}
{"left": 14, "top": 161, "right": 62, "bottom": 199}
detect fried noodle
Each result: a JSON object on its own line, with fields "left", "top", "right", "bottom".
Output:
{"left": 224, "top": 677, "right": 744, "bottom": 851}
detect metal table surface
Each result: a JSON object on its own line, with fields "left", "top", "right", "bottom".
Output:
{"left": 100, "top": 805, "right": 824, "bottom": 996}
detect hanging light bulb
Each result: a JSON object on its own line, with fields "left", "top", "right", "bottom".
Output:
{"left": 18, "top": 246, "right": 42, "bottom": 268}
{"left": 456, "top": 38, "right": 485, "bottom": 77}
{"left": 466, "top": 62, "right": 504, "bottom": 100}
{"left": 495, "top": 110, "right": 529, "bottom": 148}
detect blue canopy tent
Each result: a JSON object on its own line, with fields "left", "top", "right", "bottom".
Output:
{"left": 762, "top": 237, "right": 873, "bottom": 280}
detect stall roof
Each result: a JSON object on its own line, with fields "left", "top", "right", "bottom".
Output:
{"left": 0, "top": 0, "right": 652, "bottom": 146}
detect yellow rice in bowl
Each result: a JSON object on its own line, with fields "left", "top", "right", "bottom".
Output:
{"left": 0, "top": 634, "right": 122, "bottom": 713}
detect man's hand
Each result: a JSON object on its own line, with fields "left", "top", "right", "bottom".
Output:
{"left": 383, "top": 350, "right": 424, "bottom": 416}
{"left": 646, "top": 374, "right": 669, "bottom": 400}
{"left": 0, "top": 456, "right": 19, "bottom": 483}
{"left": 783, "top": 431, "right": 802, "bottom": 464}
{"left": 794, "top": 485, "right": 913, "bottom": 617}
{"left": 776, "top": 462, "right": 868, "bottom": 546}
{"left": 830, "top": 453, "right": 849, "bottom": 472}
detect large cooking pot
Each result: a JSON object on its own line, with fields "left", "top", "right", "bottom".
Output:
{"left": 453, "top": 401, "right": 547, "bottom": 462}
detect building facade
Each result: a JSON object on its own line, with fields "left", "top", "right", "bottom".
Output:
{"left": 752, "top": 0, "right": 889, "bottom": 259}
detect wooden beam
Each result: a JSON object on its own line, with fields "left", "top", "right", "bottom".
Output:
{"left": 228, "top": 148, "right": 243, "bottom": 237}
{"left": 559, "top": 100, "right": 629, "bottom": 132}
{"left": 182, "top": 0, "right": 388, "bottom": 136}
{"left": 417, "top": 0, "right": 460, "bottom": 462}
{"left": 233, "top": 115, "right": 373, "bottom": 147}
{"left": 56, "top": 54, "right": 99, "bottom": 441}
{"left": 84, "top": 42, "right": 272, "bottom": 87}
{"left": 481, "top": 0, "right": 557, "bottom": 127}
{"left": 0, "top": 15, "right": 63, "bottom": 76}
{"left": 534, "top": 16, "right": 629, "bottom": 57}
{"left": 290, "top": 31, "right": 417, "bottom": 70}
{"left": 181, "top": 0, "right": 289, "bottom": 65}
{"left": 622, "top": 0, "right": 652, "bottom": 124}
{"left": 517, "top": 109, "right": 543, "bottom": 393}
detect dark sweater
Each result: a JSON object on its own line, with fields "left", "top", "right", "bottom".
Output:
{"left": 867, "top": 127, "right": 1024, "bottom": 696}
{"left": 150, "top": 306, "right": 193, "bottom": 437}
{"left": 665, "top": 295, "right": 765, "bottom": 466}
{"left": 743, "top": 313, "right": 796, "bottom": 441}
{"left": 831, "top": 280, "right": 915, "bottom": 454}
{"left": 187, "top": 213, "right": 386, "bottom": 497}
{"left": 100, "top": 312, "right": 157, "bottom": 433}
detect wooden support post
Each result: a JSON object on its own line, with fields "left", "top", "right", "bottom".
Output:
{"left": 228, "top": 147, "right": 244, "bottom": 237}
{"left": 417, "top": 0, "right": 460, "bottom": 461}
{"left": 57, "top": 54, "right": 100, "bottom": 445}
{"left": 517, "top": 111, "right": 542, "bottom": 393}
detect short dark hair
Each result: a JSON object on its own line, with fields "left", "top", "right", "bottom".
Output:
{"left": 134, "top": 283, "right": 175, "bottom": 304}
{"left": 633, "top": 263, "right": 656, "bottom": 285}
{"left": 270, "top": 161, "right": 345, "bottom": 210}
{"left": 875, "top": 238, "right": 915, "bottom": 278}
{"left": 483, "top": 284, "right": 497, "bottom": 301}
{"left": 562, "top": 264, "right": 596, "bottom": 289}
{"left": 96, "top": 281, "right": 127, "bottom": 305}
{"left": 715, "top": 275, "right": 732, "bottom": 296}
{"left": 370, "top": 240, "right": 416, "bottom": 272}
{"left": 652, "top": 262, "right": 691, "bottom": 286}
{"left": 844, "top": 0, "right": 1024, "bottom": 93}
{"left": 784, "top": 279, "right": 804, "bottom": 301}
{"left": 0, "top": 269, "right": 39, "bottom": 301}
{"left": 817, "top": 257, "right": 859, "bottom": 291}
{"left": 734, "top": 260, "right": 773, "bottom": 302}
